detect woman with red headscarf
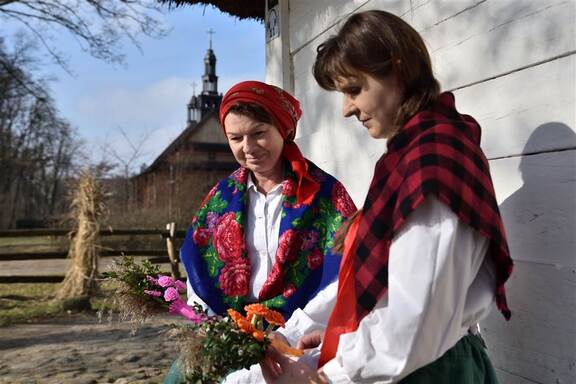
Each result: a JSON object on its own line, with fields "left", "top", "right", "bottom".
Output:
{"left": 163, "top": 81, "right": 356, "bottom": 383}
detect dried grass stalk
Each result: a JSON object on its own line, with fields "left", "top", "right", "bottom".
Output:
{"left": 56, "top": 171, "right": 105, "bottom": 300}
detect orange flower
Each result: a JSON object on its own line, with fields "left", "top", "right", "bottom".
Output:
{"left": 264, "top": 309, "right": 285, "bottom": 327}
{"left": 252, "top": 330, "right": 265, "bottom": 342}
{"left": 227, "top": 309, "right": 245, "bottom": 323}
{"left": 244, "top": 304, "right": 286, "bottom": 327}
{"left": 245, "top": 303, "right": 269, "bottom": 317}
{"left": 228, "top": 308, "right": 256, "bottom": 334}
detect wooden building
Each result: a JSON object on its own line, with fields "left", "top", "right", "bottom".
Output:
{"left": 134, "top": 40, "right": 236, "bottom": 223}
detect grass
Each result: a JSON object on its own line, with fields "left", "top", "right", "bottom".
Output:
{"left": 0, "top": 282, "right": 118, "bottom": 327}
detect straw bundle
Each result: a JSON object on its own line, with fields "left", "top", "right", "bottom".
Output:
{"left": 56, "top": 171, "right": 105, "bottom": 300}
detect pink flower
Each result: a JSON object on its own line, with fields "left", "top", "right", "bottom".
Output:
{"left": 144, "top": 289, "right": 162, "bottom": 297}
{"left": 213, "top": 212, "right": 244, "bottom": 263}
{"left": 146, "top": 275, "right": 159, "bottom": 286}
{"left": 158, "top": 275, "right": 174, "bottom": 288}
{"left": 168, "top": 298, "right": 205, "bottom": 324}
{"left": 259, "top": 263, "right": 285, "bottom": 300}
{"left": 163, "top": 287, "right": 180, "bottom": 302}
{"left": 174, "top": 280, "right": 187, "bottom": 293}
{"left": 219, "top": 259, "right": 250, "bottom": 297}
{"left": 276, "top": 229, "right": 302, "bottom": 264}
{"left": 332, "top": 182, "right": 356, "bottom": 216}
{"left": 307, "top": 248, "right": 323, "bottom": 270}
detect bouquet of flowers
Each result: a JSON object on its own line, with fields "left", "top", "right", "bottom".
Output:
{"left": 103, "top": 257, "right": 302, "bottom": 383}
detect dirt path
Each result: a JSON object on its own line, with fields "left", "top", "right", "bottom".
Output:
{"left": 0, "top": 313, "right": 181, "bottom": 384}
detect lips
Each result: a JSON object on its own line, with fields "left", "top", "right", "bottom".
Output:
{"left": 361, "top": 118, "right": 371, "bottom": 128}
{"left": 245, "top": 155, "right": 264, "bottom": 162}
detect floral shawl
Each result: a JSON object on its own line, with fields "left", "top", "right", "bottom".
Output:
{"left": 181, "top": 160, "right": 356, "bottom": 318}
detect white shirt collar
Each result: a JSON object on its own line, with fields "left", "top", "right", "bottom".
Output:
{"left": 247, "top": 172, "right": 283, "bottom": 195}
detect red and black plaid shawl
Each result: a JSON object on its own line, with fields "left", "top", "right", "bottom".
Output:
{"left": 318, "top": 92, "right": 513, "bottom": 367}
{"left": 353, "top": 92, "right": 513, "bottom": 321}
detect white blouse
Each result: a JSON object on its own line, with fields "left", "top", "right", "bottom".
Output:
{"left": 185, "top": 174, "right": 283, "bottom": 310}
{"left": 185, "top": 174, "right": 287, "bottom": 383}
{"left": 283, "top": 197, "right": 496, "bottom": 383}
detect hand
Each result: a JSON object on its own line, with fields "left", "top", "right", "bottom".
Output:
{"left": 269, "top": 331, "right": 289, "bottom": 345}
{"left": 261, "top": 347, "right": 328, "bottom": 383}
{"left": 297, "top": 329, "right": 324, "bottom": 350}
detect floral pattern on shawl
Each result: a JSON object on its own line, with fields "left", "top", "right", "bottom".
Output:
{"left": 181, "top": 161, "right": 355, "bottom": 318}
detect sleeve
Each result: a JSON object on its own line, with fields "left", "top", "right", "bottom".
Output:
{"left": 322, "top": 197, "right": 490, "bottom": 383}
{"left": 221, "top": 281, "right": 339, "bottom": 384}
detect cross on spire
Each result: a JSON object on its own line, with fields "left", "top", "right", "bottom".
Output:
{"left": 207, "top": 28, "right": 215, "bottom": 49}
{"left": 191, "top": 81, "right": 197, "bottom": 96}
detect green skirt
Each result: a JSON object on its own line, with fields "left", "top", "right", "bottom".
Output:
{"left": 164, "top": 334, "right": 497, "bottom": 384}
{"left": 400, "top": 334, "right": 498, "bottom": 384}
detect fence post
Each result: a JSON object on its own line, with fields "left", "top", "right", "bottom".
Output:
{"left": 165, "top": 222, "right": 181, "bottom": 280}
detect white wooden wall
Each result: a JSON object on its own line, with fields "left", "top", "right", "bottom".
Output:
{"left": 265, "top": 1, "right": 576, "bottom": 383}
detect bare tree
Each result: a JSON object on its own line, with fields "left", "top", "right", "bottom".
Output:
{"left": 0, "top": 37, "right": 83, "bottom": 228}
{"left": 0, "top": 0, "right": 168, "bottom": 73}
{"left": 100, "top": 126, "right": 152, "bottom": 211}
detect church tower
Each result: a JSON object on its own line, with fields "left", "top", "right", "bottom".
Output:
{"left": 187, "top": 30, "right": 223, "bottom": 125}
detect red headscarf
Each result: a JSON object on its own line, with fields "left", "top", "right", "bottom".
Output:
{"left": 219, "top": 81, "right": 320, "bottom": 205}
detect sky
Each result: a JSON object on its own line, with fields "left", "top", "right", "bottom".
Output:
{"left": 5, "top": 4, "right": 265, "bottom": 171}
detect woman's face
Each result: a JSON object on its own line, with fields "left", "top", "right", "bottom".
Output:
{"left": 224, "top": 112, "right": 285, "bottom": 177}
{"left": 335, "top": 71, "right": 403, "bottom": 139}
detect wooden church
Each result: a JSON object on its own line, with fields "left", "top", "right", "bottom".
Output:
{"left": 133, "top": 38, "right": 236, "bottom": 224}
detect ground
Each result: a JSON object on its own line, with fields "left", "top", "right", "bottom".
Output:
{"left": 0, "top": 313, "right": 181, "bottom": 383}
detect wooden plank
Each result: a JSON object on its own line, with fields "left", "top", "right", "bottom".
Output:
{"left": 0, "top": 275, "right": 64, "bottom": 283}
{"left": 490, "top": 150, "right": 576, "bottom": 267}
{"left": 0, "top": 228, "right": 183, "bottom": 238}
{"left": 482, "top": 260, "right": 576, "bottom": 384}
{"left": 454, "top": 54, "right": 575, "bottom": 159}
{"left": 0, "top": 250, "right": 169, "bottom": 261}
{"left": 418, "top": 0, "right": 576, "bottom": 90}
{"left": 0, "top": 272, "right": 187, "bottom": 284}
{"left": 290, "top": 0, "right": 574, "bottom": 89}
{"left": 289, "top": 0, "right": 434, "bottom": 54}
{"left": 291, "top": 0, "right": 575, "bottom": 157}
{"left": 494, "top": 368, "right": 542, "bottom": 384}
{"left": 0, "top": 229, "right": 70, "bottom": 237}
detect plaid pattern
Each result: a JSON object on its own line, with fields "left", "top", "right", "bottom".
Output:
{"left": 354, "top": 92, "right": 513, "bottom": 321}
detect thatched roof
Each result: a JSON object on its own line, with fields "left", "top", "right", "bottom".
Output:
{"left": 158, "top": 0, "right": 265, "bottom": 22}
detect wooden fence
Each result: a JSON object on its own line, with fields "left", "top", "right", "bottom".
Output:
{"left": 0, "top": 224, "right": 187, "bottom": 284}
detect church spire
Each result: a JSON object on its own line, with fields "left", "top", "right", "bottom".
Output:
{"left": 187, "top": 31, "right": 223, "bottom": 125}
{"left": 203, "top": 29, "right": 218, "bottom": 95}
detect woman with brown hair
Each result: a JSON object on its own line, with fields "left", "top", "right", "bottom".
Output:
{"left": 262, "top": 10, "right": 513, "bottom": 383}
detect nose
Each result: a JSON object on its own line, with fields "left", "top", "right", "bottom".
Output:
{"left": 342, "top": 95, "right": 357, "bottom": 118}
{"left": 242, "top": 136, "right": 256, "bottom": 154}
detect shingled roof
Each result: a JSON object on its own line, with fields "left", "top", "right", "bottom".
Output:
{"left": 158, "top": 0, "right": 265, "bottom": 21}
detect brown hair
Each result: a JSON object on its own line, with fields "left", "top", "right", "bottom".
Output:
{"left": 227, "top": 102, "right": 273, "bottom": 125}
{"left": 313, "top": 10, "right": 440, "bottom": 128}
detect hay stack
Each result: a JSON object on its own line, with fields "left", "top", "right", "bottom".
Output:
{"left": 56, "top": 172, "right": 105, "bottom": 301}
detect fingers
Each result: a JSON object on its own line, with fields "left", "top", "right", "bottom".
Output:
{"left": 296, "top": 330, "right": 323, "bottom": 350}
{"left": 269, "top": 331, "right": 289, "bottom": 345}
{"left": 260, "top": 354, "right": 282, "bottom": 382}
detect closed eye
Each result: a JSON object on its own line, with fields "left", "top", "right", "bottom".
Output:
{"left": 344, "top": 86, "right": 361, "bottom": 96}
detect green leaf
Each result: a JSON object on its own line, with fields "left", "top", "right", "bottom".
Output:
{"left": 203, "top": 246, "right": 223, "bottom": 277}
